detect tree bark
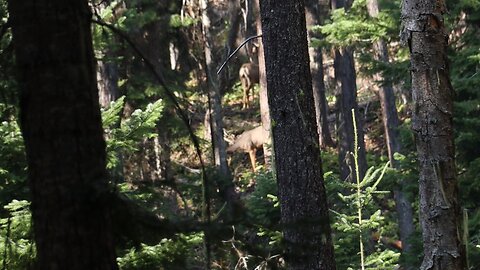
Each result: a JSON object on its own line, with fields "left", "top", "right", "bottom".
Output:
{"left": 332, "top": 0, "right": 368, "bottom": 182}
{"left": 253, "top": 0, "right": 272, "bottom": 167}
{"left": 260, "top": 1, "right": 336, "bottom": 269}
{"left": 97, "top": 55, "right": 119, "bottom": 109}
{"left": 366, "top": 0, "right": 415, "bottom": 266}
{"left": 201, "top": 0, "right": 241, "bottom": 217}
{"left": 401, "top": 0, "right": 467, "bottom": 269}
{"left": 7, "top": 1, "right": 118, "bottom": 269}
{"left": 305, "top": 0, "right": 336, "bottom": 148}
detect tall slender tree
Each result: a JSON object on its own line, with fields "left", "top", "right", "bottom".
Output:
{"left": 401, "top": 0, "right": 467, "bottom": 269}
{"left": 366, "top": 0, "right": 415, "bottom": 266}
{"left": 305, "top": 0, "right": 336, "bottom": 148}
{"left": 260, "top": 1, "right": 336, "bottom": 269}
{"left": 7, "top": 0, "right": 118, "bottom": 269}
{"left": 332, "top": 0, "right": 368, "bottom": 182}
{"left": 253, "top": 0, "right": 272, "bottom": 166}
{"left": 200, "top": 0, "right": 241, "bottom": 218}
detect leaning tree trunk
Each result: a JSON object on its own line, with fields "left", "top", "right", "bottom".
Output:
{"left": 260, "top": 1, "right": 336, "bottom": 269}
{"left": 366, "top": 0, "right": 415, "bottom": 266}
{"left": 332, "top": 0, "right": 368, "bottom": 182}
{"left": 7, "top": 0, "right": 118, "bottom": 269}
{"left": 305, "top": 0, "right": 336, "bottom": 148}
{"left": 401, "top": 0, "right": 467, "bottom": 269}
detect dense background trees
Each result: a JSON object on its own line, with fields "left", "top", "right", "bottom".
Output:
{"left": 0, "top": 0, "right": 479, "bottom": 269}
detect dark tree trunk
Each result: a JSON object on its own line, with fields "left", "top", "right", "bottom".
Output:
{"left": 366, "top": 0, "right": 415, "bottom": 266}
{"left": 332, "top": 0, "right": 368, "bottom": 182}
{"left": 260, "top": 1, "right": 336, "bottom": 269}
{"left": 334, "top": 47, "right": 368, "bottom": 182}
{"left": 253, "top": 0, "right": 272, "bottom": 167}
{"left": 401, "top": 0, "right": 467, "bottom": 269}
{"left": 7, "top": 1, "right": 118, "bottom": 269}
{"left": 305, "top": 0, "right": 335, "bottom": 148}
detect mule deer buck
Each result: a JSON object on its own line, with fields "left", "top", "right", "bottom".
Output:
{"left": 227, "top": 126, "right": 269, "bottom": 172}
{"left": 239, "top": 63, "right": 259, "bottom": 109}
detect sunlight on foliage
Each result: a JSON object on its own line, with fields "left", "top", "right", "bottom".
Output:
{"left": 102, "top": 96, "right": 164, "bottom": 169}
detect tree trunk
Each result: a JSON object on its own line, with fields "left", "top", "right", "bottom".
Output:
{"left": 201, "top": 0, "right": 241, "bottom": 216}
{"left": 97, "top": 55, "right": 119, "bottom": 109}
{"left": 7, "top": 1, "right": 118, "bottom": 269}
{"left": 201, "top": 0, "right": 229, "bottom": 178}
{"left": 305, "top": 0, "right": 336, "bottom": 148}
{"left": 259, "top": 1, "right": 336, "bottom": 269}
{"left": 332, "top": 0, "right": 368, "bottom": 182}
{"left": 401, "top": 0, "right": 467, "bottom": 269}
{"left": 253, "top": 0, "right": 272, "bottom": 167}
{"left": 366, "top": 0, "right": 415, "bottom": 266}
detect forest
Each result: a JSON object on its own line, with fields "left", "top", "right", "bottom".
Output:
{"left": 0, "top": 0, "right": 479, "bottom": 269}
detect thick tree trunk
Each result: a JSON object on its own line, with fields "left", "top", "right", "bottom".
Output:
{"left": 401, "top": 0, "right": 467, "bottom": 269}
{"left": 305, "top": 0, "right": 336, "bottom": 148}
{"left": 332, "top": 0, "right": 368, "bottom": 182}
{"left": 253, "top": 0, "right": 272, "bottom": 167}
{"left": 7, "top": 1, "right": 118, "bottom": 269}
{"left": 365, "top": 0, "right": 415, "bottom": 266}
{"left": 260, "top": 1, "right": 336, "bottom": 269}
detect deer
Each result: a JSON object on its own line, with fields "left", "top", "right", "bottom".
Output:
{"left": 239, "top": 62, "right": 259, "bottom": 109}
{"left": 227, "top": 126, "right": 269, "bottom": 172}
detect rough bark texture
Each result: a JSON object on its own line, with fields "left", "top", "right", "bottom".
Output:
{"left": 253, "top": 0, "right": 272, "bottom": 167}
{"left": 366, "top": 0, "right": 415, "bottom": 265}
{"left": 305, "top": 0, "right": 335, "bottom": 148}
{"left": 7, "top": 1, "right": 118, "bottom": 269}
{"left": 332, "top": 0, "right": 368, "bottom": 182}
{"left": 260, "top": 1, "right": 336, "bottom": 269}
{"left": 401, "top": 0, "right": 467, "bottom": 269}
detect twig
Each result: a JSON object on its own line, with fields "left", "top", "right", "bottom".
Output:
{"left": 216, "top": 34, "right": 262, "bottom": 75}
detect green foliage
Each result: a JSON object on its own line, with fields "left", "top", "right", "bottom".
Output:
{"left": 0, "top": 200, "right": 35, "bottom": 269}
{"left": 102, "top": 96, "right": 164, "bottom": 169}
{"left": 318, "top": 0, "right": 397, "bottom": 48}
{"left": 331, "top": 161, "right": 400, "bottom": 269}
{"left": 246, "top": 171, "right": 280, "bottom": 227}
{"left": 0, "top": 110, "right": 28, "bottom": 211}
{"left": 169, "top": 14, "right": 197, "bottom": 28}
{"left": 117, "top": 233, "right": 203, "bottom": 270}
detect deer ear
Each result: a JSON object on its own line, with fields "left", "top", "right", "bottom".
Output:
{"left": 251, "top": 43, "right": 259, "bottom": 54}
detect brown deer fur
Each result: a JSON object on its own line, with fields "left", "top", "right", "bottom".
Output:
{"left": 239, "top": 63, "right": 259, "bottom": 108}
{"left": 227, "top": 126, "right": 269, "bottom": 172}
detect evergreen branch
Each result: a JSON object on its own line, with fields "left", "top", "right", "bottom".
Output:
{"left": 91, "top": 17, "right": 212, "bottom": 247}
{"left": 0, "top": 20, "right": 10, "bottom": 41}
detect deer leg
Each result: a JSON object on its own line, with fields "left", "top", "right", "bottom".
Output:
{"left": 248, "top": 148, "right": 257, "bottom": 172}
{"left": 242, "top": 86, "right": 248, "bottom": 109}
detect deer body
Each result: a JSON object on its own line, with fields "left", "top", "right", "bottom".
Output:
{"left": 239, "top": 63, "right": 259, "bottom": 108}
{"left": 227, "top": 126, "right": 269, "bottom": 172}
